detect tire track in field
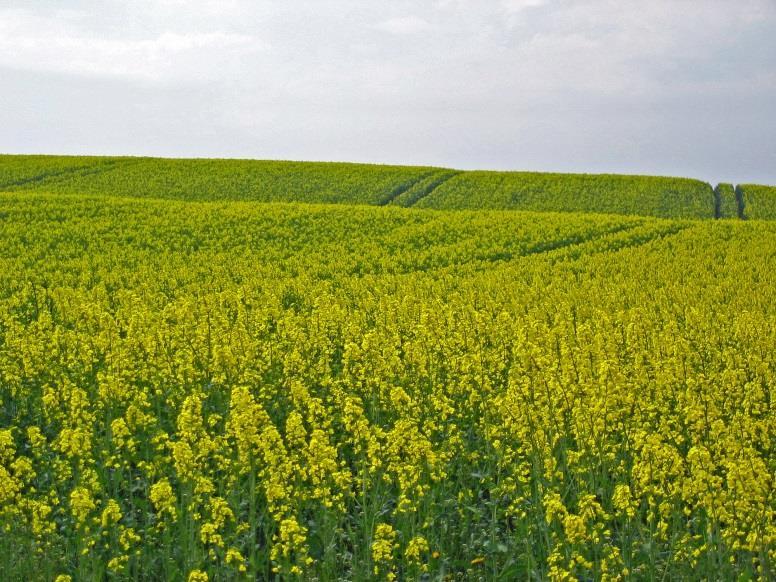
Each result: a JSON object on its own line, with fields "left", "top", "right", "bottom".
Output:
{"left": 523, "top": 222, "right": 642, "bottom": 257}
{"left": 734, "top": 185, "right": 747, "bottom": 220}
{"left": 0, "top": 160, "right": 120, "bottom": 191}
{"left": 545, "top": 222, "right": 691, "bottom": 265}
{"left": 366, "top": 221, "right": 650, "bottom": 277}
{"left": 465, "top": 222, "right": 691, "bottom": 281}
{"left": 393, "top": 170, "right": 462, "bottom": 207}
{"left": 1, "top": 158, "right": 152, "bottom": 197}
{"left": 377, "top": 170, "right": 440, "bottom": 206}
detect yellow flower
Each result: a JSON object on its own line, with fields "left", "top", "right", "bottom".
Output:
{"left": 69, "top": 487, "right": 96, "bottom": 529}
{"left": 101, "top": 499, "right": 122, "bottom": 529}
{"left": 149, "top": 477, "right": 178, "bottom": 524}
{"left": 405, "top": 536, "right": 430, "bottom": 571}
{"left": 271, "top": 516, "right": 312, "bottom": 575}
{"left": 372, "top": 523, "right": 398, "bottom": 579}
{"left": 226, "top": 547, "right": 247, "bottom": 573}
{"left": 612, "top": 484, "right": 637, "bottom": 518}
{"left": 107, "top": 555, "right": 128, "bottom": 573}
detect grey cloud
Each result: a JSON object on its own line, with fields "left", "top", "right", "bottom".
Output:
{"left": 374, "top": 16, "right": 432, "bottom": 35}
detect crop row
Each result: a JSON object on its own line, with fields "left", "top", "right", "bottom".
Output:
{"left": 414, "top": 170, "right": 716, "bottom": 219}
{"left": 737, "top": 184, "right": 776, "bottom": 220}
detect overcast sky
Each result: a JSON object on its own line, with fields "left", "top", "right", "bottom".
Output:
{"left": 1, "top": 1, "right": 775, "bottom": 184}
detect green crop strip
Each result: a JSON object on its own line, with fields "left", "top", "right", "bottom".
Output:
{"left": 6, "top": 154, "right": 774, "bottom": 220}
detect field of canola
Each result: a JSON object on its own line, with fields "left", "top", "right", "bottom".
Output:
{"left": 738, "top": 184, "right": 776, "bottom": 220}
{"left": 11, "top": 154, "right": 776, "bottom": 220}
{"left": 413, "top": 171, "right": 715, "bottom": 219}
{"left": 0, "top": 156, "right": 774, "bottom": 581}
{"left": 4, "top": 154, "right": 776, "bottom": 220}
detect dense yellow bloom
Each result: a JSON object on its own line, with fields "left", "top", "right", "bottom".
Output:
{"left": 149, "top": 477, "right": 178, "bottom": 524}
{"left": 200, "top": 497, "right": 234, "bottom": 548}
{"left": 405, "top": 536, "right": 430, "bottom": 571}
{"left": 563, "top": 514, "right": 587, "bottom": 544}
{"left": 0, "top": 430, "right": 14, "bottom": 460}
{"left": 101, "top": 499, "right": 122, "bottom": 529}
{"left": 28, "top": 499, "right": 56, "bottom": 537}
{"left": 271, "top": 516, "right": 312, "bottom": 576}
{"left": 372, "top": 523, "right": 398, "bottom": 580}
{"left": 285, "top": 411, "right": 307, "bottom": 450}
{"left": 305, "top": 428, "right": 351, "bottom": 511}
{"left": 0, "top": 187, "right": 773, "bottom": 580}
{"left": 612, "top": 484, "right": 637, "bottom": 518}
{"left": 69, "top": 487, "right": 96, "bottom": 529}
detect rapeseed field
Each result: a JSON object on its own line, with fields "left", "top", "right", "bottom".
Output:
{"left": 0, "top": 181, "right": 773, "bottom": 580}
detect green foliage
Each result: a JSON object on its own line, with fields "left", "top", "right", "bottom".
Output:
{"left": 0, "top": 155, "right": 730, "bottom": 219}
{"left": 415, "top": 170, "right": 716, "bottom": 218}
{"left": 389, "top": 170, "right": 461, "bottom": 207}
{"left": 737, "top": 184, "right": 776, "bottom": 220}
{"left": 714, "top": 183, "right": 738, "bottom": 219}
{"left": 0, "top": 155, "right": 117, "bottom": 189}
{"left": 0, "top": 155, "right": 444, "bottom": 206}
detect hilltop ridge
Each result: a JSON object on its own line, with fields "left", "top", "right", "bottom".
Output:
{"left": 1, "top": 154, "right": 774, "bottom": 220}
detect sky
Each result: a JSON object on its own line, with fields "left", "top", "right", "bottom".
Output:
{"left": 1, "top": 1, "right": 775, "bottom": 184}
